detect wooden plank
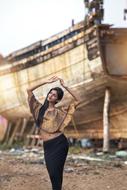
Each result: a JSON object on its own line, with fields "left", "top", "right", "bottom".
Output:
{"left": 2, "top": 122, "right": 13, "bottom": 144}
{"left": 25, "top": 123, "right": 36, "bottom": 147}
{"left": 30, "top": 128, "right": 40, "bottom": 147}
{"left": 19, "top": 118, "right": 28, "bottom": 140}
{"left": 8, "top": 119, "right": 22, "bottom": 146}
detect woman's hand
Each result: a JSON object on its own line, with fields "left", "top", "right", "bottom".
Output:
{"left": 58, "top": 78, "right": 67, "bottom": 88}
{"left": 47, "top": 76, "right": 67, "bottom": 88}
{"left": 47, "top": 76, "right": 59, "bottom": 83}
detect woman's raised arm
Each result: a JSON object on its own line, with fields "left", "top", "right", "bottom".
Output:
{"left": 27, "top": 76, "right": 59, "bottom": 93}
{"left": 58, "top": 78, "right": 80, "bottom": 105}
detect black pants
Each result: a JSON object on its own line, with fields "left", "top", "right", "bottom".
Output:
{"left": 43, "top": 134, "right": 69, "bottom": 190}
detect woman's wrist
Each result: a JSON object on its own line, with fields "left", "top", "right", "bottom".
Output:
{"left": 62, "top": 85, "right": 68, "bottom": 89}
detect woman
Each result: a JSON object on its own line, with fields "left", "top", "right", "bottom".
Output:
{"left": 27, "top": 76, "right": 80, "bottom": 190}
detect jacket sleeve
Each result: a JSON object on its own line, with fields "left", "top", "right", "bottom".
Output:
{"left": 27, "top": 90, "right": 42, "bottom": 122}
{"left": 59, "top": 100, "right": 78, "bottom": 131}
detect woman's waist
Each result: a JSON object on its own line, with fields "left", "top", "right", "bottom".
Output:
{"left": 43, "top": 133, "right": 68, "bottom": 150}
{"left": 40, "top": 131, "right": 62, "bottom": 142}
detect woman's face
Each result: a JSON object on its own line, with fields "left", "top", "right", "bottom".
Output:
{"left": 47, "top": 90, "right": 58, "bottom": 103}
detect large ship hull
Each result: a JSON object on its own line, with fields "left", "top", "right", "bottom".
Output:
{"left": 0, "top": 22, "right": 127, "bottom": 140}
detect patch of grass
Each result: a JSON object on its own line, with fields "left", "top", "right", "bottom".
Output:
{"left": 0, "top": 140, "right": 24, "bottom": 150}
{"left": 0, "top": 143, "right": 12, "bottom": 150}
{"left": 69, "top": 146, "right": 93, "bottom": 154}
{"left": 69, "top": 146, "right": 82, "bottom": 154}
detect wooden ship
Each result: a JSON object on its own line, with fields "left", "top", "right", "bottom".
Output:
{"left": 0, "top": 0, "right": 127, "bottom": 151}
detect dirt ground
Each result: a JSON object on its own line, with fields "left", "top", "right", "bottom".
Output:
{"left": 0, "top": 151, "right": 127, "bottom": 190}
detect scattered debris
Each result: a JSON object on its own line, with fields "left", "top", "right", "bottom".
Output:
{"left": 64, "top": 167, "right": 74, "bottom": 173}
{"left": 115, "top": 151, "right": 127, "bottom": 158}
{"left": 80, "top": 138, "right": 93, "bottom": 148}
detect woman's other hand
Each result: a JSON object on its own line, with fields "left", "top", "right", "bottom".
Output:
{"left": 47, "top": 76, "right": 67, "bottom": 89}
{"left": 59, "top": 78, "right": 67, "bottom": 88}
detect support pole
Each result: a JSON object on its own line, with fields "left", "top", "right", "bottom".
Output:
{"left": 2, "top": 121, "right": 13, "bottom": 144}
{"left": 8, "top": 119, "right": 22, "bottom": 146}
{"left": 103, "top": 88, "right": 110, "bottom": 153}
{"left": 19, "top": 118, "right": 28, "bottom": 140}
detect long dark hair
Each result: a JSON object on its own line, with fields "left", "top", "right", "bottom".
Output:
{"left": 36, "top": 87, "right": 64, "bottom": 128}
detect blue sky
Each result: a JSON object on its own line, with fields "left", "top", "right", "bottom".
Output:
{"left": 0, "top": 0, "right": 127, "bottom": 56}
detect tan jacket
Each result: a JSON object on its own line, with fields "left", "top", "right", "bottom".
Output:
{"left": 28, "top": 91, "right": 77, "bottom": 133}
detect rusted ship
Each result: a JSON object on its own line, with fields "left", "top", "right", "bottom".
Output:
{"left": 0, "top": 0, "right": 127, "bottom": 150}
